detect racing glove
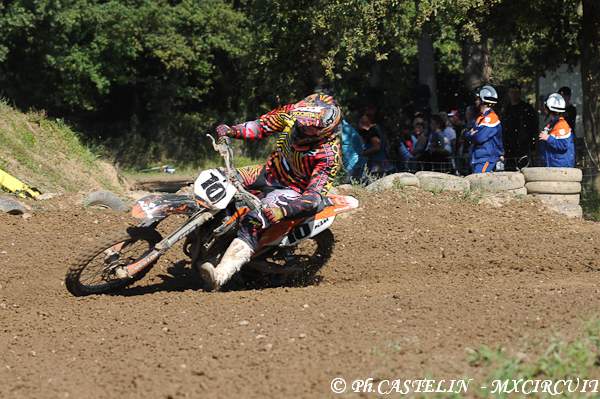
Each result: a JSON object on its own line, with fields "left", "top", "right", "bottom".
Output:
{"left": 216, "top": 124, "right": 234, "bottom": 139}
{"left": 263, "top": 206, "right": 286, "bottom": 224}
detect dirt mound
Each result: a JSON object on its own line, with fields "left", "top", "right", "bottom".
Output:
{"left": 2, "top": 190, "right": 600, "bottom": 398}
{"left": 0, "top": 101, "right": 125, "bottom": 194}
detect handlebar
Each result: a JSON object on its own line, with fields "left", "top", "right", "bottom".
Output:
{"left": 206, "top": 135, "right": 263, "bottom": 212}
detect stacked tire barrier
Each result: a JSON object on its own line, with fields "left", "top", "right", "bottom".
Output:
{"left": 465, "top": 172, "right": 526, "bottom": 196}
{"left": 366, "top": 173, "right": 420, "bottom": 191}
{"left": 522, "top": 167, "right": 583, "bottom": 218}
{"left": 414, "top": 171, "right": 469, "bottom": 192}
{"left": 344, "top": 168, "right": 585, "bottom": 219}
{"left": 0, "top": 195, "right": 27, "bottom": 215}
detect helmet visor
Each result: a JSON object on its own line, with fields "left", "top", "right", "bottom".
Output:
{"left": 292, "top": 125, "right": 322, "bottom": 146}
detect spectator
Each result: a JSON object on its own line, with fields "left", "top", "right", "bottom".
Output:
{"left": 424, "top": 114, "right": 452, "bottom": 172}
{"left": 538, "top": 93, "right": 575, "bottom": 167}
{"left": 396, "top": 141, "right": 414, "bottom": 172}
{"left": 454, "top": 108, "right": 473, "bottom": 175}
{"left": 501, "top": 82, "right": 537, "bottom": 170}
{"left": 399, "top": 123, "right": 414, "bottom": 154}
{"left": 341, "top": 119, "right": 366, "bottom": 181}
{"left": 410, "top": 117, "right": 429, "bottom": 160}
{"left": 558, "top": 86, "right": 577, "bottom": 134}
{"left": 358, "top": 114, "right": 391, "bottom": 177}
{"left": 466, "top": 85, "right": 504, "bottom": 173}
{"left": 447, "top": 110, "right": 464, "bottom": 141}
{"left": 393, "top": 122, "right": 414, "bottom": 172}
{"left": 439, "top": 112, "right": 457, "bottom": 155}
{"left": 441, "top": 112, "right": 458, "bottom": 172}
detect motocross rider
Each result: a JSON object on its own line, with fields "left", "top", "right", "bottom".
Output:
{"left": 199, "top": 93, "right": 342, "bottom": 291}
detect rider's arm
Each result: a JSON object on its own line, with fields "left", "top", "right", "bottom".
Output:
{"left": 470, "top": 125, "right": 496, "bottom": 144}
{"left": 279, "top": 151, "right": 340, "bottom": 219}
{"left": 230, "top": 104, "right": 296, "bottom": 141}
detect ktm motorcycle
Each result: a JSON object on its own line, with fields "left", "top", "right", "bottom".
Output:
{"left": 65, "top": 136, "right": 359, "bottom": 296}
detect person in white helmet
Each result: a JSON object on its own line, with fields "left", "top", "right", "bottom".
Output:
{"left": 465, "top": 85, "right": 504, "bottom": 173}
{"left": 538, "top": 93, "right": 575, "bottom": 167}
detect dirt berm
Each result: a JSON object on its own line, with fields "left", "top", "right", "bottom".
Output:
{"left": 2, "top": 189, "right": 600, "bottom": 398}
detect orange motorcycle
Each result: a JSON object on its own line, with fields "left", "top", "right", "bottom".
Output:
{"left": 65, "top": 136, "right": 358, "bottom": 296}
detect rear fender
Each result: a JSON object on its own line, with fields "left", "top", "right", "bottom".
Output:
{"left": 320, "top": 194, "right": 359, "bottom": 217}
{"left": 256, "top": 194, "right": 359, "bottom": 250}
{"left": 276, "top": 216, "right": 335, "bottom": 247}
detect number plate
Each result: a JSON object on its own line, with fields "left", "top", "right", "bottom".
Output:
{"left": 193, "top": 169, "right": 237, "bottom": 209}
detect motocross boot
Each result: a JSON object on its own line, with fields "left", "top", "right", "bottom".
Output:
{"left": 198, "top": 261, "right": 218, "bottom": 291}
{"left": 199, "top": 238, "right": 254, "bottom": 291}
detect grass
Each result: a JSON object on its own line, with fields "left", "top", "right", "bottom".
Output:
{"left": 121, "top": 155, "right": 263, "bottom": 181}
{"left": 0, "top": 99, "right": 269, "bottom": 193}
{"left": 581, "top": 185, "right": 600, "bottom": 221}
{"left": 350, "top": 324, "right": 600, "bottom": 399}
{"left": 459, "top": 189, "right": 484, "bottom": 204}
{"left": 466, "top": 319, "right": 600, "bottom": 398}
{"left": 0, "top": 99, "right": 122, "bottom": 193}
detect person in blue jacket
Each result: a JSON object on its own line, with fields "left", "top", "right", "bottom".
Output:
{"left": 538, "top": 93, "right": 575, "bottom": 167}
{"left": 341, "top": 119, "right": 366, "bottom": 180}
{"left": 466, "top": 85, "right": 504, "bottom": 173}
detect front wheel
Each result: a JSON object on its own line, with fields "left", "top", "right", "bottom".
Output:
{"left": 65, "top": 227, "right": 162, "bottom": 296}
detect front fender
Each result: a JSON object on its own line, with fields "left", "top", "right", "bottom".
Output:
{"left": 131, "top": 194, "right": 202, "bottom": 220}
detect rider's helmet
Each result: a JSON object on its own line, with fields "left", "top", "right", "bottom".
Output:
{"left": 545, "top": 93, "right": 566, "bottom": 113}
{"left": 478, "top": 85, "right": 498, "bottom": 105}
{"left": 289, "top": 93, "right": 342, "bottom": 150}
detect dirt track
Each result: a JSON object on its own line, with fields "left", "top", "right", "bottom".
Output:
{"left": 2, "top": 190, "right": 600, "bottom": 398}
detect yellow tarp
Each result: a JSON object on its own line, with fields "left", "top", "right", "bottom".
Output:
{"left": 0, "top": 168, "right": 41, "bottom": 198}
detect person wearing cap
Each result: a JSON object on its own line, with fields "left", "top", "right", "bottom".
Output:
{"left": 501, "top": 82, "right": 537, "bottom": 170}
{"left": 446, "top": 110, "right": 462, "bottom": 172}
{"left": 466, "top": 85, "right": 504, "bottom": 173}
{"left": 538, "top": 93, "right": 575, "bottom": 167}
{"left": 448, "top": 109, "right": 464, "bottom": 137}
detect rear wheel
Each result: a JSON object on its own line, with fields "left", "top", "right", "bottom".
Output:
{"left": 245, "top": 229, "right": 335, "bottom": 287}
{"left": 65, "top": 227, "right": 162, "bottom": 296}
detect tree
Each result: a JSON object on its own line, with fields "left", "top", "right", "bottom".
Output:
{"left": 0, "top": 0, "right": 250, "bottom": 117}
{"left": 581, "top": 0, "right": 600, "bottom": 163}
{"left": 1, "top": 0, "right": 598, "bottom": 167}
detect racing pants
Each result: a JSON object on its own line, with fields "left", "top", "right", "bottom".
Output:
{"left": 235, "top": 165, "right": 304, "bottom": 250}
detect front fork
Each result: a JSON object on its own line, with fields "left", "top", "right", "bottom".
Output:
{"left": 122, "top": 210, "right": 216, "bottom": 277}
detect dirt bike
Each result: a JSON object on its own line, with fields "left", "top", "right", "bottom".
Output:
{"left": 65, "top": 136, "right": 359, "bottom": 296}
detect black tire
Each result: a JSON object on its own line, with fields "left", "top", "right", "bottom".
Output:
{"left": 65, "top": 227, "right": 162, "bottom": 296}
{"left": 285, "top": 229, "right": 335, "bottom": 285}
{"left": 0, "top": 196, "right": 26, "bottom": 215}
{"left": 245, "top": 229, "right": 335, "bottom": 288}
{"left": 83, "top": 191, "right": 129, "bottom": 212}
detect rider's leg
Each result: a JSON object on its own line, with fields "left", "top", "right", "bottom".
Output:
{"left": 200, "top": 189, "right": 301, "bottom": 291}
{"left": 198, "top": 164, "right": 264, "bottom": 289}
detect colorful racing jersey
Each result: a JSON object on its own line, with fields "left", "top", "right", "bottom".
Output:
{"left": 230, "top": 95, "right": 342, "bottom": 218}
